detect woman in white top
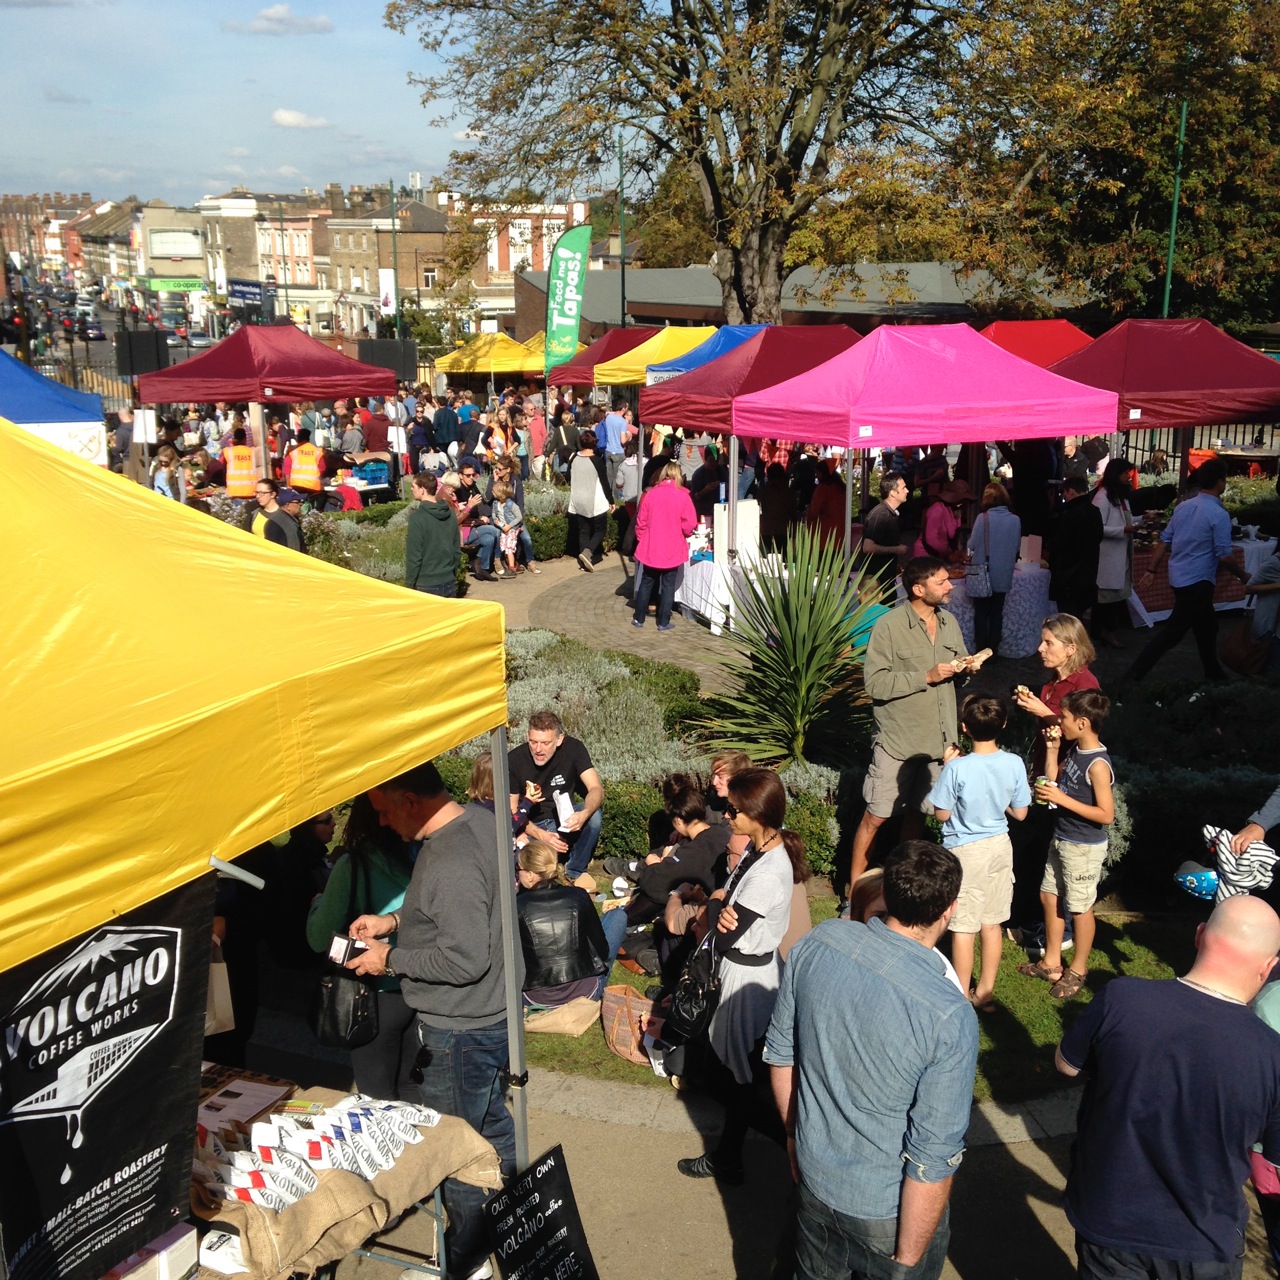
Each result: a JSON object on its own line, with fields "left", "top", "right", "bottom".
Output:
{"left": 677, "top": 768, "right": 809, "bottom": 1185}
{"left": 567, "top": 428, "right": 614, "bottom": 571}
{"left": 1091, "top": 459, "right": 1136, "bottom": 648}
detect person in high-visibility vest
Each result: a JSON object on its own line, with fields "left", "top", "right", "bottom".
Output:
{"left": 284, "top": 427, "right": 326, "bottom": 496}
{"left": 223, "top": 428, "right": 261, "bottom": 499}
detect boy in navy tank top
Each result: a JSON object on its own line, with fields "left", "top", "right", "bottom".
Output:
{"left": 1024, "top": 688, "right": 1114, "bottom": 1001}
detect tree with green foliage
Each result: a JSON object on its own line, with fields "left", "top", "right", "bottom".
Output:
{"left": 384, "top": 0, "right": 962, "bottom": 323}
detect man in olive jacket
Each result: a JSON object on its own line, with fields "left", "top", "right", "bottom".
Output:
{"left": 405, "top": 472, "right": 461, "bottom": 597}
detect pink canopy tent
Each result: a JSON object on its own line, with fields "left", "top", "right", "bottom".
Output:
{"left": 731, "top": 322, "right": 1118, "bottom": 448}
{"left": 981, "top": 319, "right": 1093, "bottom": 369}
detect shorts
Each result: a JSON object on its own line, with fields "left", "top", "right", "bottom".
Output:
{"left": 1041, "top": 836, "right": 1107, "bottom": 914}
{"left": 948, "top": 833, "right": 1014, "bottom": 932}
{"left": 863, "top": 744, "right": 941, "bottom": 820}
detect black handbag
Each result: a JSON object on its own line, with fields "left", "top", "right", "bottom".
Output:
{"left": 308, "top": 856, "right": 380, "bottom": 1050}
{"left": 660, "top": 929, "right": 720, "bottom": 1047}
{"left": 661, "top": 845, "right": 766, "bottom": 1046}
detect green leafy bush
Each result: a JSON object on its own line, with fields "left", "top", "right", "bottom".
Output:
{"left": 436, "top": 754, "right": 474, "bottom": 801}
{"left": 785, "top": 790, "right": 839, "bottom": 877}
{"left": 600, "top": 780, "right": 665, "bottom": 860}
{"left": 334, "top": 500, "right": 411, "bottom": 526}
{"left": 702, "top": 525, "right": 876, "bottom": 766}
{"left": 525, "top": 511, "right": 623, "bottom": 562}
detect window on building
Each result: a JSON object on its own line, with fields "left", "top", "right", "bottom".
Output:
{"left": 421, "top": 267, "right": 437, "bottom": 289}
{"left": 362, "top": 269, "right": 369, "bottom": 292}
{"left": 361, "top": 233, "right": 368, "bottom": 251}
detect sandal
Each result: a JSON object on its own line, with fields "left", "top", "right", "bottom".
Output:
{"left": 1017, "top": 961, "right": 1063, "bottom": 982}
{"left": 1050, "top": 968, "right": 1087, "bottom": 999}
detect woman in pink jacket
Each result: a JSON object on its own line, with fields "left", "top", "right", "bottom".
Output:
{"left": 632, "top": 461, "right": 698, "bottom": 632}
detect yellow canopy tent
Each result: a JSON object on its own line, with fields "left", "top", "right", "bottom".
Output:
{"left": 520, "top": 331, "right": 585, "bottom": 375}
{"left": 591, "top": 326, "right": 718, "bottom": 385}
{"left": 435, "top": 333, "right": 544, "bottom": 376}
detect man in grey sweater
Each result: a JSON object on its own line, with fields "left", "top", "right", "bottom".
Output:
{"left": 349, "top": 761, "right": 519, "bottom": 1279}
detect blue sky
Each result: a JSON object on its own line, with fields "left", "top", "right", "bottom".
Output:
{"left": 1, "top": 0, "right": 459, "bottom": 206}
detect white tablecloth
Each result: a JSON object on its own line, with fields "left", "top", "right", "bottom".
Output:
{"left": 943, "top": 563, "right": 1052, "bottom": 658}
{"left": 675, "top": 559, "right": 729, "bottom": 633}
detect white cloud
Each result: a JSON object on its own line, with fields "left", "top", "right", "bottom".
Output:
{"left": 226, "top": 4, "right": 332, "bottom": 35}
{"left": 229, "top": 147, "right": 251, "bottom": 157}
{"left": 277, "top": 165, "right": 302, "bottom": 177}
{"left": 93, "top": 167, "right": 133, "bottom": 183}
{"left": 453, "top": 128, "right": 485, "bottom": 141}
{"left": 272, "top": 108, "right": 329, "bottom": 129}
{"left": 44, "top": 84, "right": 88, "bottom": 104}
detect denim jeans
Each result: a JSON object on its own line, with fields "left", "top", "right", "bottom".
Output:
{"left": 517, "top": 526, "right": 536, "bottom": 566}
{"left": 532, "top": 808, "right": 602, "bottom": 878}
{"left": 465, "top": 523, "right": 501, "bottom": 570}
{"left": 1075, "top": 1236, "right": 1243, "bottom": 1280}
{"left": 795, "top": 1181, "right": 949, "bottom": 1280}
{"left": 633, "top": 564, "right": 679, "bottom": 627}
{"left": 415, "top": 1017, "right": 515, "bottom": 1278}
{"left": 415, "top": 580, "right": 457, "bottom": 598}
{"left": 601, "top": 903, "right": 629, "bottom": 963}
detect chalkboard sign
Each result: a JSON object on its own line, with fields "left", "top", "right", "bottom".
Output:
{"left": 483, "top": 1144, "right": 599, "bottom": 1280}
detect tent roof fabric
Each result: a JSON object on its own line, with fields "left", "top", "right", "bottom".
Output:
{"left": 435, "top": 332, "right": 545, "bottom": 375}
{"left": 0, "top": 350, "right": 103, "bottom": 424}
{"left": 731, "top": 322, "right": 1119, "bottom": 448}
{"left": 1048, "top": 318, "right": 1280, "bottom": 430}
{"left": 546, "top": 326, "right": 663, "bottom": 384}
{"left": 638, "top": 325, "right": 859, "bottom": 433}
{"left": 592, "top": 326, "right": 719, "bottom": 385}
{"left": 0, "top": 422, "right": 507, "bottom": 973}
{"left": 981, "top": 319, "right": 1093, "bottom": 369}
{"left": 646, "top": 325, "right": 767, "bottom": 378}
{"left": 137, "top": 324, "right": 397, "bottom": 403}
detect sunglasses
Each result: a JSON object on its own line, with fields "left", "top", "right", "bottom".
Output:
{"left": 725, "top": 803, "right": 740, "bottom": 819}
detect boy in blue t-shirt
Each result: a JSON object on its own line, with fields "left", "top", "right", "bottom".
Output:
{"left": 1026, "top": 687, "right": 1114, "bottom": 1001}
{"left": 929, "top": 695, "right": 1031, "bottom": 1010}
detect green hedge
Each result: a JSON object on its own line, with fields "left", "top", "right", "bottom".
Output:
{"left": 526, "top": 512, "right": 623, "bottom": 563}
{"left": 333, "top": 500, "right": 411, "bottom": 526}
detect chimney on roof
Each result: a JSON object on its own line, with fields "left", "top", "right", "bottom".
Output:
{"left": 325, "top": 182, "right": 345, "bottom": 214}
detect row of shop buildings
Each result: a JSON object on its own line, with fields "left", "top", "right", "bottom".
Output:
{"left": 1, "top": 184, "right": 591, "bottom": 343}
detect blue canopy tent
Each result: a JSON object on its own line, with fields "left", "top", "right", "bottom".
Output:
{"left": 645, "top": 324, "right": 767, "bottom": 384}
{"left": 0, "top": 351, "right": 106, "bottom": 464}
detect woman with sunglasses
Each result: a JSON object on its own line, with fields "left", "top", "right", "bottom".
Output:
{"left": 677, "top": 768, "right": 809, "bottom": 1185}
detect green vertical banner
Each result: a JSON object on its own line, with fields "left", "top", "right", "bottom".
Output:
{"left": 544, "top": 224, "right": 593, "bottom": 377}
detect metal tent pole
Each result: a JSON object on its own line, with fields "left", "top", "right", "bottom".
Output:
{"left": 844, "top": 450, "right": 854, "bottom": 564}
{"left": 491, "top": 725, "right": 529, "bottom": 1170}
{"left": 727, "top": 434, "right": 739, "bottom": 558}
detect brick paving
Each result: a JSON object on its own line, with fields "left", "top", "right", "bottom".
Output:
{"left": 466, "top": 549, "right": 737, "bottom": 694}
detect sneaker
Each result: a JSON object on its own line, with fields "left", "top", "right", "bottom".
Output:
{"left": 657, "top": 623, "right": 676, "bottom": 633}
{"left": 603, "top": 857, "right": 640, "bottom": 878}
{"left": 529, "top": 564, "right": 542, "bottom": 574}
{"left": 468, "top": 1262, "right": 495, "bottom": 1280}
{"left": 631, "top": 619, "right": 645, "bottom": 629}
{"left": 578, "top": 550, "right": 595, "bottom": 572}
{"left": 677, "top": 1153, "right": 744, "bottom": 1185}
{"left": 474, "top": 568, "right": 498, "bottom": 582}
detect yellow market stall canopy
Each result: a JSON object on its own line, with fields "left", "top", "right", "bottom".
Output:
{"left": 0, "top": 422, "right": 508, "bottom": 973}
{"left": 591, "top": 326, "right": 718, "bottom": 385}
{"left": 521, "top": 331, "right": 585, "bottom": 373}
{"left": 436, "top": 333, "right": 544, "bottom": 376}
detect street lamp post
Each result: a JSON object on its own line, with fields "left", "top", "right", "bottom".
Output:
{"left": 390, "top": 175, "right": 403, "bottom": 341}
{"left": 617, "top": 133, "right": 626, "bottom": 327}
{"left": 276, "top": 204, "right": 291, "bottom": 321}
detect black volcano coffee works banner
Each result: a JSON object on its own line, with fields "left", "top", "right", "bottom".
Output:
{"left": 484, "top": 1144, "right": 598, "bottom": 1280}
{"left": 0, "top": 878, "right": 215, "bottom": 1280}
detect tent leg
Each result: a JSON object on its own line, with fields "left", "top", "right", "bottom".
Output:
{"left": 491, "top": 726, "right": 529, "bottom": 1171}
{"left": 844, "top": 451, "right": 854, "bottom": 566}
{"left": 250, "top": 402, "right": 270, "bottom": 481}
{"left": 727, "top": 434, "right": 739, "bottom": 559}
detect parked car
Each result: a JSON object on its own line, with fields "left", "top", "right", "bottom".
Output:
{"left": 186, "top": 329, "right": 211, "bottom": 348}
{"left": 83, "top": 321, "right": 106, "bottom": 340}
{"left": 156, "top": 327, "right": 181, "bottom": 347}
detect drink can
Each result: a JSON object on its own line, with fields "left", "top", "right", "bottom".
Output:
{"left": 1034, "top": 776, "right": 1051, "bottom": 805}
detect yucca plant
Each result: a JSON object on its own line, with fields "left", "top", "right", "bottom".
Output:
{"left": 702, "top": 524, "right": 883, "bottom": 766}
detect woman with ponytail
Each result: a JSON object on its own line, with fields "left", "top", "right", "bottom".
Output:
{"left": 677, "top": 767, "right": 809, "bottom": 1185}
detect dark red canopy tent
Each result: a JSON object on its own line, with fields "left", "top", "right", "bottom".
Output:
{"left": 981, "top": 319, "right": 1093, "bottom": 369}
{"left": 137, "top": 325, "right": 397, "bottom": 403}
{"left": 1048, "top": 318, "right": 1280, "bottom": 430}
{"left": 638, "top": 325, "right": 859, "bottom": 431}
{"left": 546, "top": 327, "right": 661, "bottom": 386}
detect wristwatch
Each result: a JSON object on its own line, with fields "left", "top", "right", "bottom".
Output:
{"left": 384, "top": 950, "right": 396, "bottom": 978}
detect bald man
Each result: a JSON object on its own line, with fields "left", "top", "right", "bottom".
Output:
{"left": 1056, "top": 895, "right": 1280, "bottom": 1279}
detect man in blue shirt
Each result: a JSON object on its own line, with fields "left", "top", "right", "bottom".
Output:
{"left": 600, "top": 398, "right": 630, "bottom": 491}
{"left": 764, "top": 841, "right": 978, "bottom": 1280}
{"left": 1126, "top": 458, "right": 1249, "bottom": 682}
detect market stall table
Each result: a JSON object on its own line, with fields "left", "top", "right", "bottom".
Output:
{"left": 193, "top": 1085, "right": 500, "bottom": 1280}
{"left": 1215, "top": 448, "right": 1280, "bottom": 478}
{"left": 1129, "top": 541, "right": 1272, "bottom": 625}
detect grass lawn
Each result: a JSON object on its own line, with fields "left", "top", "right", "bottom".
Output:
{"left": 523, "top": 894, "right": 1200, "bottom": 1103}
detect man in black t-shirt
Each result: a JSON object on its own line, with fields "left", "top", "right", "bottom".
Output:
{"left": 859, "top": 470, "right": 910, "bottom": 591}
{"left": 508, "top": 709, "right": 603, "bottom": 879}
{"left": 1057, "top": 895, "right": 1280, "bottom": 1278}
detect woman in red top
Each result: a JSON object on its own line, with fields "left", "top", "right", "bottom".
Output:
{"left": 1010, "top": 613, "right": 1100, "bottom": 934}
{"left": 1015, "top": 612, "right": 1100, "bottom": 771}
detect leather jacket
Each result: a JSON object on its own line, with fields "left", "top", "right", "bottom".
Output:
{"left": 516, "top": 884, "right": 610, "bottom": 991}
